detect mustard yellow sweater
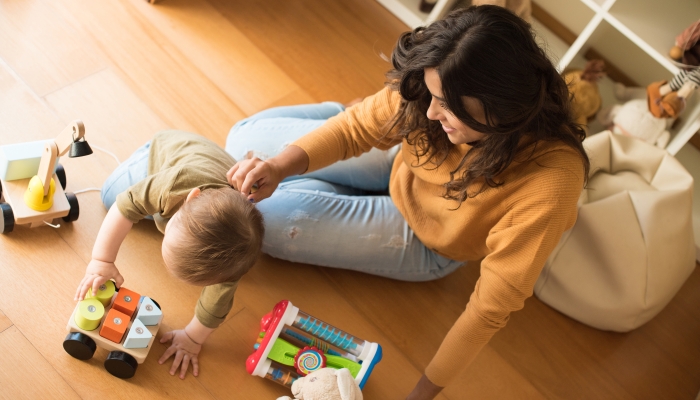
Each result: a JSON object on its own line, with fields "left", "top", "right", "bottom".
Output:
{"left": 293, "top": 87, "right": 585, "bottom": 386}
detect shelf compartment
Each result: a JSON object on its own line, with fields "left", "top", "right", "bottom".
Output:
{"left": 608, "top": 0, "right": 700, "bottom": 74}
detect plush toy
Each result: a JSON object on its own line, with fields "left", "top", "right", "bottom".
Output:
{"left": 563, "top": 59, "right": 606, "bottom": 130}
{"left": 598, "top": 83, "right": 672, "bottom": 148}
{"left": 648, "top": 20, "right": 700, "bottom": 118}
{"left": 669, "top": 20, "right": 700, "bottom": 67}
{"left": 276, "top": 368, "right": 363, "bottom": 400}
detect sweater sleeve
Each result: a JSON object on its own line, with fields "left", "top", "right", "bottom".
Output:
{"left": 195, "top": 281, "right": 239, "bottom": 329}
{"left": 424, "top": 157, "right": 583, "bottom": 386}
{"left": 292, "top": 86, "right": 403, "bottom": 173}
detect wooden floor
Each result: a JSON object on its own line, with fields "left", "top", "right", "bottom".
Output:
{"left": 0, "top": 0, "right": 699, "bottom": 399}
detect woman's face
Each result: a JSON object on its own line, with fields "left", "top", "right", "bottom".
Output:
{"left": 424, "top": 68, "right": 487, "bottom": 145}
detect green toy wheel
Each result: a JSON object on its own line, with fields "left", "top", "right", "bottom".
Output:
{"left": 0, "top": 203, "right": 14, "bottom": 234}
{"left": 62, "top": 193, "right": 79, "bottom": 222}
{"left": 55, "top": 163, "right": 66, "bottom": 190}
{"left": 63, "top": 332, "right": 97, "bottom": 360}
{"left": 104, "top": 351, "right": 138, "bottom": 379}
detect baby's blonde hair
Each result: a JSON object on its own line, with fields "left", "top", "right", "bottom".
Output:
{"left": 169, "top": 186, "right": 264, "bottom": 285}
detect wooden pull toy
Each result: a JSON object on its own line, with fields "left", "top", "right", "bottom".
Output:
{"left": 63, "top": 282, "right": 163, "bottom": 379}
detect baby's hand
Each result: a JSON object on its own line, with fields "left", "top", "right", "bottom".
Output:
{"left": 74, "top": 259, "right": 124, "bottom": 301}
{"left": 159, "top": 329, "right": 202, "bottom": 379}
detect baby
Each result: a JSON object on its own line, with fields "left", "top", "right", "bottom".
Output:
{"left": 75, "top": 130, "right": 264, "bottom": 378}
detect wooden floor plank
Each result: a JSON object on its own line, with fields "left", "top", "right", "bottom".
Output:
{"left": 321, "top": 264, "right": 548, "bottom": 399}
{"left": 0, "top": 310, "right": 12, "bottom": 333}
{"left": 128, "top": 0, "right": 309, "bottom": 116}
{"left": 209, "top": 0, "right": 407, "bottom": 103}
{"left": 0, "top": 1, "right": 106, "bottom": 97}
{"left": 0, "top": 326, "right": 81, "bottom": 400}
{"left": 0, "top": 59, "right": 67, "bottom": 143}
{"left": 50, "top": 0, "right": 247, "bottom": 139}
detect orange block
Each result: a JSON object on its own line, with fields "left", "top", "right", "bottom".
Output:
{"left": 113, "top": 287, "right": 140, "bottom": 318}
{"left": 100, "top": 308, "right": 130, "bottom": 344}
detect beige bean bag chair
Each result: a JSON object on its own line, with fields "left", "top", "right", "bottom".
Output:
{"left": 534, "top": 131, "right": 696, "bottom": 332}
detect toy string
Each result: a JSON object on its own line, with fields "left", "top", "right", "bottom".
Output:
{"left": 74, "top": 144, "right": 122, "bottom": 195}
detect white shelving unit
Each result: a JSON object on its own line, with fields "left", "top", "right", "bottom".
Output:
{"left": 375, "top": 0, "right": 459, "bottom": 29}
{"left": 553, "top": 0, "right": 700, "bottom": 156}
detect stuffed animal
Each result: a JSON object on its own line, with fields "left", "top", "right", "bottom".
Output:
{"left": 598, "top": 83, "right": 671, "bottom": 148}
{"left": 648, "top": 21, "right": 700, "bottom": 118}
{"left": 563, "top": 59, "right": 606, "bottom": 130}
{"left": 276, "top": 368, "right": 363, "bottom": 400}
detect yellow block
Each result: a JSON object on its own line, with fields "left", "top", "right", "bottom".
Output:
{"left": 86, "top": 280, "right": 116, "bottom": 307}
{"left": 24, "top": 175, "right": 55, "bottom": 211}
{"left": 74, "top": 298, "right": 105, "bottom": 331}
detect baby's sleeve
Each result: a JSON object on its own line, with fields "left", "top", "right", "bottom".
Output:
{"left": 114, "top": 167, "right": 184, "bottom": 223}
{"left": 195, "top": 281, "right": 239, "bottom": 329}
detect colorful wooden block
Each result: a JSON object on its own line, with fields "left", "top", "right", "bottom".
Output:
{"left": 113, "top": 287, "right": 140, "bottom": 318}
{"left": 0, "top": 140, "right": 55, "bottom": 181}
{"left": 100, "top": 308, "right": 130, "bottom": 344}
{"left": 86, "top": 280, "right": 116, "bottom": 307}
{"left": 74, "top": 298, "right": 104, "bottom": 331}
{"left": 123, "top": 319, "right": 152, "bottom": 349}
{"left": 136, "top": 297, "right": 162, "bottom": 326}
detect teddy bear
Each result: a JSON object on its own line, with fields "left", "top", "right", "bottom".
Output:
{"left": 276, "top": 368, "right": 363, "bottom": 400}
{"left": 597, "top": 83, "right": 672, "bottom": 148}
{"left": 563, "top": 59, "right": 606, "bottom": 131}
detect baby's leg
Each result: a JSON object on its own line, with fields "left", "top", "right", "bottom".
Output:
{"left": 256, "top": 178, "right": 464, "bottom": 281}
{"left": 100, "top": 142, "right": 150, "bottom": 210}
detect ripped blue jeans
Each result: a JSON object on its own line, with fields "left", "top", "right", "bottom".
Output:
{"left": 226, "top": 102, "right": 463, "bottom": 281}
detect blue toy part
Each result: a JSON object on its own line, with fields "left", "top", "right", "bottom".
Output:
{"left": 135, "top": 297, "right": 162, "bottom": 326}
{"left": 297, "top": 316, "right": 358, "bottom": 351}
{"left": 0, "top": 140, "right": 56, "bottom": 181}
{"left": 357, "top": 344, "right": 382, "bottom": 390}
{"left": 282, "top": 327, "right": 343, "bottom": 357}
{"left": 123, "top": 319, "right": 152, "bottom": 349}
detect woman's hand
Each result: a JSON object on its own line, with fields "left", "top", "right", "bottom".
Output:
{"left": 226, "top": 157, "right": 281, "bottom": 203}
{"left": 158, "top": 329, "right": 203, "bottom": 379}
{"left": 406, "top": 374, "right": 444, "bottom": 400}
{"left": 74, "top": 259, "right": 124, "bottom": 301}
{"left": 226, "top": 145, "right": 310, "bottom": 203}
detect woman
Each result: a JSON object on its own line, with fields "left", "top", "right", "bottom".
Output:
{"left": 226, "top": 5, "right": 589, "bottom": 399}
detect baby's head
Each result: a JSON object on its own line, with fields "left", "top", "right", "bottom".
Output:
{"left": 161, "top": 186, "right": 264, "bottom": 286}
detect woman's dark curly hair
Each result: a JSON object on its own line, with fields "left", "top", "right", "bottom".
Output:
{"left": 385, "top": 5, "right": 589, "bottom": 203}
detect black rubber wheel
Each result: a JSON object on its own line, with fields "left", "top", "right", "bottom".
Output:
{"left": 63, "top": 332, "right": 97, "bottom": 360}
{"left": 63, "top": 193, "right": 79, "bottom": 222}
{"left": 104, "top": 351, "right": 138, "bottom": 379}
{"left": 55, "top": 163, "right": 67, "bottom": 190}
{"left": 0, "top": 203, "right": 14, "bottom": 234}
{"left": 149, "top": 298, "right": 161, "bottom": 311}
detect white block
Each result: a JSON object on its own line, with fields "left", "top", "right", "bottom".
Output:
{"left": 136, "top": 297, "right": 162, "bottom": 326}
{"left": 123, "top": 319, "right": 152, "bottom": 349}
{"left": 0, "top": 140, "right": 54, "bottom": 181}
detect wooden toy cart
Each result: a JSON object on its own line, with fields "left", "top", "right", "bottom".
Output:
{"left": 0, "top": 120, "right": 92, "bottom": 234}
{"left": 63, "top": 281, "right": 163, "bottom": 379}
